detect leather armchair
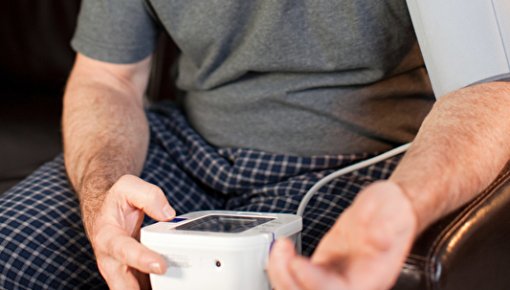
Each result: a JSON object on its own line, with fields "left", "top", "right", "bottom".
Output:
{"left": 1, "top": 1, "right": 509, "bottom": 290}
{"left": 393, "top": 166, "right": 510, "bottom": 290}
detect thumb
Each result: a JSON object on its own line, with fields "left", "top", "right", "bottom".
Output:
{"left": 111, "top": 175, "right": 176, "bottom": 221}
{"left": 290, "top": 256, "right": 348, "bottom": 290}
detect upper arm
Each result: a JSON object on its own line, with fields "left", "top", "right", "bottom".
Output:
{"left": 67, "top": 0, "right": 158, "bottom": 104}
{"left": 67, "top": 53, "right": 153, "bottom": 104}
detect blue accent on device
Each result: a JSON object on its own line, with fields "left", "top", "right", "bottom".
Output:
{"left": 169, "top": 217, "right": 188, "bottom": 223}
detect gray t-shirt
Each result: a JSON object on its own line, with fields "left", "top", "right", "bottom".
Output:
{"left": 72, "top": 0, "right": 435, "bottom": 156}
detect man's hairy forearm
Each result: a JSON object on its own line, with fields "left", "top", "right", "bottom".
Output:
{"left": 391, "top": 82, "right": 510, "bottom": 233}
{"left": 63, "top": 56, "right": 151, "bottom": 236}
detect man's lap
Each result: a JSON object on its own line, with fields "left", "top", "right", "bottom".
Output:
{"left": 0, "top": 104, "right": 401, "bottom": 289}
{"left": 0, "top": 156, "right": 105, "bottom": 289}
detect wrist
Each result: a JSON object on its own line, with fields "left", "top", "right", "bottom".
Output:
{"left": 382, "top": 180, "right": 419, "bottom": 235}
{"left": 77, "top": 174, "right": 117, "bottom": 239}
{"left": 349, "top": 180, "right": 418, "bottom": 250}
{"left": 387, "top": 178, "right": 432, "bottom": 235}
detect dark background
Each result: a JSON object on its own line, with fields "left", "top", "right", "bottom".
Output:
{"left": 0, "top": 1, "right": 178, "bottom": 193}
{"left": 0, "top": 1, "right": 80, "bottom": 193}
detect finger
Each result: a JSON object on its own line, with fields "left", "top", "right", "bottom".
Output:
{"left": 112, "top": 175, "right": 176, "bottom": 221}
{"left": 311, "top": 216, "right": 351, "bottom": 266}
{"left": 267, "top": 239, "right": 300, "bottom": 290}
{"left": 98, "top": 256, "right": 141, "bottom": 290}
{"left": 290, "top": 257, "right": 348, "bottom": 290}
{"left": 104, "top": 231, "right": 167, "bottom": 274}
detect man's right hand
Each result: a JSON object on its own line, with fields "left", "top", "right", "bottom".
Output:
{"left": 63, "top": 53, "right": 158, "bottom": 289}
{"left": 88, "top": 175, "right": 175, "bottom": 290}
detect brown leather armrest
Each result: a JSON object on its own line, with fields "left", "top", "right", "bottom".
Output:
{"left": 393, "top": 166, "right": 510, "bottom": 290}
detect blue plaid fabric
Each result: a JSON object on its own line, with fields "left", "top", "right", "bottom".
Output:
{"left": 0, "top": 104, "right": 402, "bottom": 289}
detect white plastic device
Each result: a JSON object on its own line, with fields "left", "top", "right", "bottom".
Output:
{"left": 141, "top": 211, "right": 302, "bottom": 290}
{"left": 406, "top": 0, "right": 510, "bottom": 98}
{"left": 141, "top": 144, "right": 410, "bottom": 290}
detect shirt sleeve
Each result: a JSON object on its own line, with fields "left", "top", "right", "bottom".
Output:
{"left": 71, "top": 0, "right": 158, "bottom": 64}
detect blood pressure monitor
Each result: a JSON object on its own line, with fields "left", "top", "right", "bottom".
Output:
{"left": 141, "top": 211, "right": 302, "bottom": 290}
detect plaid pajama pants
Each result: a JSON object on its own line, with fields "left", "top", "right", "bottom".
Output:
{"left": 0, "top": 104, "right": 402, "bottom": 289}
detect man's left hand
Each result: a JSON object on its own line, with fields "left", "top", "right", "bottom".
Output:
{"left": 267, "top": 181, "right": 417, "bottom": 290}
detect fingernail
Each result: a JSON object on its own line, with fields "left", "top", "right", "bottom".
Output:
{"left": 162, "top": 205, "right": 175, "bottom": 219}
{"left": 150, "top": 262, "right": 163, "bottom": 274}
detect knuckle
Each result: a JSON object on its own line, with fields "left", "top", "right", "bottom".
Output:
{"left": 93, "top": 231, "right": 110, "bottom": 253}
{"left": 147, "top": 183, "right": 164, "bottom": 197}
{"left": 115, "top": 247, "right": 129, "bottom": 263}
{"left": 110, "top": 238, "right": 133, "bottom": 264}
{"left": 144, "top": 184, "right": 165, "bottom": 204}
{"left": 106, "top": 237, "right": 121, "bottom": 258}
{"left": 93, "top": 226, "right": 118, "bottom": 255}
{"left": 134, "top": 251, "right": 146, "bottom": 269}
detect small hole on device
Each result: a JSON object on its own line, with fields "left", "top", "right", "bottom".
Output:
{"left": 215, "top": 260, "right": 221, "bottom": 267}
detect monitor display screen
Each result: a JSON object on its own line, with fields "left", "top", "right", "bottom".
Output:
{"left": 175, "top": 215, "right": 274, "bottom": 233}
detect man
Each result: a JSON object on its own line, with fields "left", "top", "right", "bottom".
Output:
{"left": 1, "top": 0, "right": 509, "bottom": 289}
